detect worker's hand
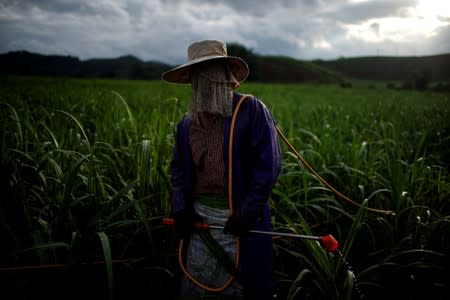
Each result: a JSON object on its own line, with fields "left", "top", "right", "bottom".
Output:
{"left": 224, "top": 214, "right": 252, "bottom": 236}
{"left": 171, "top": 210, "right": 203, "bottom": 239}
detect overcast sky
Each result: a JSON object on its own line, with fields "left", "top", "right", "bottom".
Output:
{"left": 1, "top": 0, "right": 449, "bottom": 64}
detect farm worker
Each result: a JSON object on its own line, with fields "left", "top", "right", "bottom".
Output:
{"left": 161, "top": 40, "right": 281, "bottom": 299}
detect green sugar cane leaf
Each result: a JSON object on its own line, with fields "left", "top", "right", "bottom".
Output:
{"left": 56, "top": 110, "right": 90, "bottom": 148}
{"left": 8, "top": 148, "right": 34, "bottom": 162}
{"left": 343, "top": 269, "right": 355, "bottom": 300}
{"left": 69, "top": 231, "right": 81, "bottom": 264}
{"left": 1, "top": 102, "right": 23, "bottom": 145}
{"left": 103, "top": 219, "right": 141, "bottom": 230}
{"left": 45, "top": 157, "right": 64, "bottom": 180}
{"left": 137, "top": 139, "right": 152, "bottom": 198}
{"left": 62, "top": 153, "right": 92, "bottom": 204}
{"left": 197, "top": 231, "right": 241, "bottom": 282}
{"left": 97, "top": 90, "right": 137, "bottom": 140}
{"left": 21, "top": 242, "right": 70, "bottom": 253}
{"left": 110, "top": 90, "right": 137, "bottom": 134}
{"left": 39, "top": 121, "right": 60, "bottom": 149}
{"left": 97, "top": 231, "right": 114, "bottom": 300}
{"left": 104, "top": 181, "right": 140, "bottom": 220}
{"left": 132, "top": 196, "right": 154, "bottom": 244}
{"left": 287, "top": 268, "right": 311, "bottom": 299}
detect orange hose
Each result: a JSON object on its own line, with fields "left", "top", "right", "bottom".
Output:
{"left": 276, "top": 127, "right": 395, "bottom": 216}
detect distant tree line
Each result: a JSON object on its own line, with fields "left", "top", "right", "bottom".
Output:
{"left": 1, "top": 46, "right": 449, "bottom": 91}
{"left": 0, "top": 51, "right": 171, "bottom": 80}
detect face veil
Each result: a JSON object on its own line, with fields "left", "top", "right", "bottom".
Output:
{"left": 189, "top": 61, "right": 239, "bottom": 123}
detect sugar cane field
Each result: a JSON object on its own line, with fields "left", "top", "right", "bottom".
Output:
{"left": 1, "top": 76, "right": 449, "bottom": 299}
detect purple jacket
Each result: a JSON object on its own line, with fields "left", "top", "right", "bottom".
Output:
{"left": 170, "top": 92, "right": 281, "bottom": 297}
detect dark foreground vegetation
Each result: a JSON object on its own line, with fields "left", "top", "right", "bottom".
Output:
{"left": 1, "top": 76, "right": 449, "bottom": 299}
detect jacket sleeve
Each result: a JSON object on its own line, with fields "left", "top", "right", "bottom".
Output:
{"left": 170, "top": 119, "right": 188, "bottom": 214}
{"left": 236, "top": 98, "right": 281, "bottom": 220}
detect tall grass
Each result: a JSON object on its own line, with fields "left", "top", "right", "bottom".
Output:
{"left": 1, "top": 76, "right": 449, "bottom": 299}
{"left": 266, "top": 83, "right": 449, "bottom": 299}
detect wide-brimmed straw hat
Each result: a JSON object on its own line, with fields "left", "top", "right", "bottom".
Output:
{"left": 161, "top": 40, "right": 249, "bottom": 84}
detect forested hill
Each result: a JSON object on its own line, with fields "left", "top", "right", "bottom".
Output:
{"left": 0, "top": 49, "right": 338, "bottom": 82}
{"left": 1, "top": 47, "right": 449, "bottom": 83}
{"left": 0, "top": 51, "right": 171, "bottom": 80}
{"left": 314, "top": 54, "right": 450, "bottom": 82}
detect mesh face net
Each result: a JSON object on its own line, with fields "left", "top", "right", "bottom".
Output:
{"left": 189, "top": 61, "right": 239, "bottom": 123}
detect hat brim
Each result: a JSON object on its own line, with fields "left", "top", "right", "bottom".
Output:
{"left": 161, "top": 55, "right": 249, "bottom": 84}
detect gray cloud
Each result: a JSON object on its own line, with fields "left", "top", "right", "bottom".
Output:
{"left": 0, "top": 0, "right": 448, "bottom": 63}
{"left": 370, "top": 23, "right": 381, "bottom": 38}
{"left": 320, "top": 0, "right": 418, "bottom": 23}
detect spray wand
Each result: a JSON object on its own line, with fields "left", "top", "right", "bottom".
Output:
{"left": 162, "top": 217, "right": 339, "bottom": 252}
